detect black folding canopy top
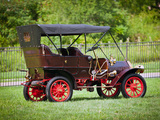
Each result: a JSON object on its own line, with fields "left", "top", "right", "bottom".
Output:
{"left": 38, "top": 24, "right": 110, "bottom": 35}
{"left": 17, "top": 24, "right": 110, "bottom": 47}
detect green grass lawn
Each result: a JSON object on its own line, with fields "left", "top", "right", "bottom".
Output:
{"left": 0, "top": 78, "right": 160, "bottom": 120}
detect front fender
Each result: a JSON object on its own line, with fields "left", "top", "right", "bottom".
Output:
{"left": 110, "top": 67, "right": 144, "bottom": 87}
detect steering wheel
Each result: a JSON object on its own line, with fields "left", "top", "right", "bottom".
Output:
{"left": 87, "top": 46, "right": 99, "bottom": 52}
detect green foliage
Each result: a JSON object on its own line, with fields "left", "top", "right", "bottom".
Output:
{"left": 127, "top": 11, "right": 160, "bottom": 42}
{"left": 0, "top": 0, "right": 160, "bottom": 46}
{"left": 118, "top": 0, "right": 158, "bottom": 14}
{"left": 39, "top": 0, "right": 129, "bottom": 44}
{"left": 0, "top": 34, "right": 8, "bottom": 47}
{"left": 118, "top": 0, "right": 160, "bottom": 42}
{"left": 0, "top": 0, "right": 42, "bottom": 47}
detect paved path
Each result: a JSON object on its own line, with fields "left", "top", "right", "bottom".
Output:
{"left": 0, "top": 82, "right": 22, "bottom": 86}
{"left": 140, "top": 72, "right": 160, "bottom": 78}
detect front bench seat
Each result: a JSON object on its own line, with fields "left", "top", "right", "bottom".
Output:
{"left": 67, "top": 47, "right": 83, "bottom": 56}
{"left": 58, "top": 48, "right": 68, "bottom": 56}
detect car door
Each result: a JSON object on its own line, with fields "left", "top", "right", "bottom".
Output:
{"left": 64, "top": 56, "right": 78, "bottom": 75}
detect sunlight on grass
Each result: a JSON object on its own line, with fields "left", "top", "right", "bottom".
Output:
{"left": 0, "top": 78, "right": 160, "bottom": 120}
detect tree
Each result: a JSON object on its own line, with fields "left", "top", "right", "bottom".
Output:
{"left": 0, "top": 0, "right": 41, "bottom": 47}
{"left": 39, "top": 0, "right": 129, "bottom": 44}
{"left": 118, "top": 0, "right": 160, "bottom": 13}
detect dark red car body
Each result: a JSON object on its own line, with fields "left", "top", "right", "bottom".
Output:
{"left": 17, "top": 24, "right": 146, "bottom": 102}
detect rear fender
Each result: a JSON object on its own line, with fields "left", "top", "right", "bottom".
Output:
{"left": 110, "top": 68, "right": 144, "bottom": 87}
{"left": 45, "top": 70, "right": 76, "bottom": 89}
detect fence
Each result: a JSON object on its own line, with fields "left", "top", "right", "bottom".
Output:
{"left": 0, "top": 41, "right": 160, "bottom": 86}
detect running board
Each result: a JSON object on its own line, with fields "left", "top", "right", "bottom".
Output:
{"left": 77, "top": 85, "right": 113, "bottom": 89}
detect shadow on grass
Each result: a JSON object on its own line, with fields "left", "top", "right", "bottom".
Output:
{"left": 144, "top": 95, "right": 159, "bottom": 98}
{"left": 71, "top": 96, "right": 123, "bottom": 102}
{"left": 70, "top": 95, "right": 157, "bottom": 102}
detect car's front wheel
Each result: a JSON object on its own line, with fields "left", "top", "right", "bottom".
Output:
{"left": 46, "top": 76, "right": 73, "bottom": 102}
{"left": 121, "top": 73, "right": 147, "bottom": 98}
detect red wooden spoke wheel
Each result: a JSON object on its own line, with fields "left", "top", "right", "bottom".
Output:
{"left": 125, "top": 77, "right": 143, "bottom": 97}
{"left": 46, "top": 76, "right": 73, "bottom": 102}
{"left": 28, "top": 85, "right": 46, "bottom": 101}
{"left": 121, "top": 74, "right": 147, "bottom": 98}
{"left": 97, "top": 80, "right": 120, "bottom": 98}
{"left": 50, "top": 80, "right": 70, "bottom": 101}
{"left": 23, "top": 82, "right": 47, "bottom": 101}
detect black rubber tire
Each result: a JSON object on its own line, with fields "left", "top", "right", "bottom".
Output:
{"left": 23, "top": 82, "right": 47, "bottom": 101}
{"left": 121, "top": 73, "right": 147, "bottom": 98}
{"left": 46, "top": 76, "right": 73, "bottom": 102}
{"left": 23, "top": 82, "right": 30, "bottom": 101}
{"left": 97, "top": 82, "right": 121, "bottom": 98}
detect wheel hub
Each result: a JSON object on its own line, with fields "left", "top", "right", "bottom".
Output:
{"left": 28, "top": 85, "right": 46, "bottom": 101}
{"left": 32, "top": 88, "right": 43, "bottom": 97}
{"left": 57, "top": 87, "right": 65, "bottom": 95}
{"left": 130, "top": 84, "right": 137, "bottom": 91}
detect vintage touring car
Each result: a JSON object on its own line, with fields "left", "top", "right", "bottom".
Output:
{"left": 17, "top": 24, "right": 147, "bottom": 102}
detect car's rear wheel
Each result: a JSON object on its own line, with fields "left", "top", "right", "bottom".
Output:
{"left": 23, "top": 82, "right": 47, "bottom": 101}
{"left": 97, "top": 80, "right": 120, "bottom": 98}
{"left": 46, "top": 76, "right": 73, "bottom": 102}
{"left": 121, "top": 73, "right": 147, "bottom": 98}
